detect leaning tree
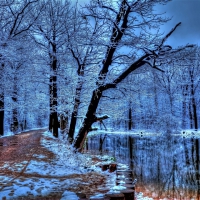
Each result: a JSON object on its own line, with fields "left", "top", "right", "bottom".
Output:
{"left": 66, "top": 3, "right": 108, "bottom": 143}
{"left": 72, "top": 0, "right": 193, "bottom": 151}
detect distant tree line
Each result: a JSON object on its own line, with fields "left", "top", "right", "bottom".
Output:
{"left": 0, "top": 0, "right": 198, "bottom": 152}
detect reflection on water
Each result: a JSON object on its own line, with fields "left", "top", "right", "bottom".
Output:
{"left": 86, "top": 133, "right": 200, "bottom": 199}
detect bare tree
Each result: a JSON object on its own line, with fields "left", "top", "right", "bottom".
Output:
{"left": 180, "top": 47, "right": 200, "bottom": 130}
{"left": 72, "top": 0, "right": 193, "bottom": 151}
{"left": 31, "top": 0, "right": 72, "bottom": 137}
{"left": 66, "top": 4, "right": 106, "bottom": 143}
{"left": 0, "top": 0, "right": 42, "bottom": 135}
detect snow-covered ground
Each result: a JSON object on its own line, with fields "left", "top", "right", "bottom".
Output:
{"left": 0, "top": 127, "right": 48, "bottom": 138}
{"left": 88, "top": 129, "right": 200, "bottom": 138}
{"left": 0, "top": 130, "right": 114, "bottom": 199}
{"left": 0, "top": 130, "right": 156, "bottom": 199}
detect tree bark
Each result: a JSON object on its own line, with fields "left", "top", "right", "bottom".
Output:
{"left": 152, "top": 71, "right": 159, "bottom": 116}
{"left": 189, "top": 103, "right": 193, "bottom": 129}
{"left": 186, "top": 69, "right": 198, "bottom": 130}
{"left": 195, "top": 139, "right": 200, "bottom": 195}
{"left": 73, "top": 89, "right": 102, "bottom": 151}
{"left": 49, "top": 43, "right": 58, "bottom": 137}
{"left": 190, "top": 74, "right": 198, "bottom": 130}
{"left": 182, "top": 84, "right": 188, "bottom": 129}
{"left": 99, "top": 134, "right": 107, "bottom": 153}
{"left": 128, "top": 101, "right": 132, "bottom": 130}
{"left": 68, "top": 77, "right": 83, "bottom": 143}
{"left": 11, "top": 76, "right": 18, "bottom": 133}
{"left": 11, "top": 108, "right": 18, "bottom": 133}
{"left": 73, "top": 57, "right": 147, "bottom": 151}
{"left": 60, "top": 112, "right": 68, "bottom": 134}
{"left": 49, "top": 73, "right": 58, "bottom": 137}
{"left": 68, "top": 41, "right": 90, "bottom": 143}
{"left": 129, "top": 136, "right": 133, "bottom": 168}
{"left": 191, "top": 97, "right": 198, "bottom": 130}
{"left": 0, "top": 94, "right": 4, "bottom": 136}
{"left": 72, "top": 4, "right": 183, "bottom": 151}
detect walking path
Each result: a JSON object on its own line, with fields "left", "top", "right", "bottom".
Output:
{"left": 0, "top": 129, "right": 115, "bottom": 199}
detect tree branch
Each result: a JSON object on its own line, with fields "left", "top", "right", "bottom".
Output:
{"left": 94, "top": 115, "right": 109, "bottom": 122}
{"left": 10, "top": 0, "right": 39, "bottom": 36}
{"left": 158, "top": 22, "right": 181, "bottom": 50}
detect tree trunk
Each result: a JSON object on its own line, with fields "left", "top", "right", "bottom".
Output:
{"left": 192, "top": 97, "right": 198, "bottom": 130}
{"left": 11, "top": 108, "right": 18, "bottom": 133}
{"left": 189, "top": 103, "right": 193, "bottom": 129}
{"left": 49, "top": 75, "right": 58, "bottom": 137}
{"left": 182, "top": 84, "right": 188, "bottom": 129}
{"left": 60, "top": 113, "right": 68, "bottom": 134}
{"left": 182, "top": 100, "right": 187, "bottom": 129}
{"left": 189, "top": 68, "right": 198, "bottom": 130}
{"left": 195, "top": 139, "right": 200, "bottom": 195}
{"left": 129, "top": 136, "right": 133, "bottom": 168}
{"left": 152, "top": 71, "right": 159, "bottom": 116}
{"left": 73, "top": 57, "right": 147, "bottom": 151}
{"left": 138, "top": 92, "right": 144, "bottom": 128}
{"left": 49, "top": 111, "right": 53, "bottom": 131}
{"left": 72, "top": 0, "right": 133, "bottom": 150}
{"left": 0, "top": 94, "right": 4, "bottom": 136}
{"left": 11, "top": 77, "right": 18, "bottom": 133}
{"left": 73, "top": 89, "right": 102, "bottom": 151}
{"left": 183, "top": 137, "right": 191, "bottom": 166}
{"left": 52, "top": 112, "right": 58, "bottom": 137}
{"left": 68, "top": 78, "right": 83, "bottom": 143}
{"left": 99, "top": 134, "right": 107, "bottom": 153}
{"left": 169, "top": 95, "right": 173, "bottom": 116}
{"left": 191, "top": 82, "right": 198, "bottom": 130}
{"left": 128, "top": 101, "right": 132, "bottom": 130}
{"left": 49, "top": 48, "right": 58, "bottom": 137}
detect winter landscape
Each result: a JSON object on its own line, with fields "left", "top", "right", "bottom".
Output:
{"left": 0, "top": 0, "right": 200, "bottom": 199}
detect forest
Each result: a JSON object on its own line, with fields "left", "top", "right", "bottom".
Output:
{"left": 0, "top": 0, "right": 200, "bottom": 199}
{"left": 0, "top": 0, "right": 199, "bottom": 150}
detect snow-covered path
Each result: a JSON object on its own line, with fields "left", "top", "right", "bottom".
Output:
{"left": 0, "top": 129, "right": 115, "bottom": 199}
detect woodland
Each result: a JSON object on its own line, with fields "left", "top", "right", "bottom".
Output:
{"left": 0, "top": 0, "right": 199, "bottom": 152}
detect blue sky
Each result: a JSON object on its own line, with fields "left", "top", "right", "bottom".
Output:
{"left": 77, "top": 0, "right": 200, "bottom": 47}
{"left": 158, "top": 0, "right": 200, "bottom": 47}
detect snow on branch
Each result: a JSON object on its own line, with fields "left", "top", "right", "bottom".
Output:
{"left": 99, "top": 22, "right": 195, "bottom": 91}
{"left": 142, "top": 22, "right": 195, "bottom": 71}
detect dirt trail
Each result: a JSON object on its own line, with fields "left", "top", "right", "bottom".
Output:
{"left": 0, "top": 129, "right": 55, "bottom": 191}
{"left": 0, "top": 129, "right": 113, "bottom": 200}
{"left": 0, "top": 129, "right": 52, "bottom": 164}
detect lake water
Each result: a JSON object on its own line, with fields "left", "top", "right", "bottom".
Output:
{"left": 85, "top": 132, "right": 200, "bottom": 199}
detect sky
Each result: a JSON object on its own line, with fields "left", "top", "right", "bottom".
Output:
{"left": 159, "top": 0, "right": 200, "bottom": 47}
{"left": 77, "top": 0, "right": 200, "bottom": 48}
